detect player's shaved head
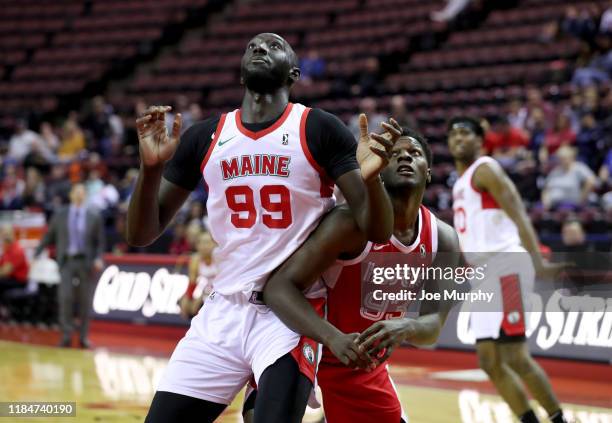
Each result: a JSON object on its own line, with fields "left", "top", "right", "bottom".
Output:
{"left": 241, "top": 33, "right": 300, "bottom": 93}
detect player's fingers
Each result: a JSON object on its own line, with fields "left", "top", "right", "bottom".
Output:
{"left": 349, "top": 343, "right": 373, "bottom": 369}
{"left": 370, "top": 133, "right": 394, "bottom": 150}
{"left": 359, "top": 331, "right": 386, "bottom": 352}
{"left": 344, "top": 349, "right": 359, "bottom": 368}
{"left": 369, "top": 145, "right": 390, "bottom": 162}
{"left": 136, "top": 115, "right": 152, "bottom": 133}
{"left": 357, "top": 324, "right": 382, "bottom": 344}
{"left": 170, "top": 113, "right": 182, "bottom": 143}
{"left": 381, "top": 121, "right": 402, "bottom": 140}
{"left": 376, "top": 346, "right": 395, "bottom": 365}
{"left": 358, "top": 113, "right": 369, "bottom": 140}
{"left": 368, "top": 337, "right": 393, "bottom": 357}
{"left": 389, "top": 118, "right": 402, "bottom": 132}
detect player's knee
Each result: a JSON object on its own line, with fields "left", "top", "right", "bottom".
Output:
{"left": 505, "top": 350, "right": 535, "bottom": 377}
{"left": 478, "top": 352, "right": 501, "bottom": 378}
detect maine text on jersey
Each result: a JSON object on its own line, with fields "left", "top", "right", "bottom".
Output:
{"left": 221, "top": 154, "right": 291, "bottom": 180}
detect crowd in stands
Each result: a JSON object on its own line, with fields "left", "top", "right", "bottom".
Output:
{"left": 0, "top": 2, "right": 610, "bottom": 259}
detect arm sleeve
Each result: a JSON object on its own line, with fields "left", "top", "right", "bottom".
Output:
{"left": 305, "top": 108, "right": 359, "bottom": 181}
{"left": 163, "top": 117, "right": 220, "bottom": 191}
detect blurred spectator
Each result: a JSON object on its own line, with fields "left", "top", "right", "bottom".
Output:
{"left": 527, "top": 107, "right": 548, "bottom": 156}
{"left": 353, "top": 58, "right": 380, "bottom": 97}
{"left": 86, "top": 169, "right": 119, "bottom": 213}
{"left": 483, "top": 116, "right": 529, "bottom": 167}
{"left": 348, "top": 97, "right": 386, "bottom": 140}
{"left": 185, "top": 221, "right": 202, "bottom": 252}
{"left": 390, "top": 95, "right": 418, "bottom": 130}
{"left": 0, "top": 225, "right": 29, "bottom": 306}
{"left": 40, "top": 121, "right": 59, "bottom": 152}
{"left": 83, "top": 96, "right": 123, "bottom": 157}
{"left": 187, "top": 201, "right": 205, "bottom": 229}
{"left": 560, "top": 219, "right": 593, "bottom": 253}
{"left": 572, "top": 55, "right": 611, "bottom": 87}
{"left": 58, "top": 117, "right": 86, "bottom": 159}
{"left": 105, "top": 213, "right": 130, "bottom": 255}
{"left": 0, "top": 164, "right": 25, "bottom": 210}
{"left": 562, "top": 5, "right": 598, "bottom": 44}
{"left": 8, "top": 119, "right": 45, "bottom": 163}
{"left": 541, "top": 113, "right": 576, "bottom": 163}
{"left": 166, "top": 95, "right": 191, "bottom": 133}
{"left": 169, "top": 222, "right": 191, "bottom": 255}
{"left": 431, "top": 0, "right": 473, "bottom": 22}
{"left": 538, "top": 21, "right": 559, "bottom": 43}
{"left": 506, "top": 98, "right": 528, "bottom": 130}
{"left": 46, "top": 164, "right": 71, "bottom": 210}
{"left": 598, "top": 149, "right": 612, "bottom": 186}
{"left": 601, "top": 2, "right": 612, "bottom": 34}
{"left": 522, "top": 86, "right": 555, "bottom": 132}
{"left": 300, "top": 49, "right": 326, "bottom": 81}
{"left": 542, "top": 146, "right": 597, "bottom": 210}
{"left": 564, "top": 90, "right": 583, "bottom": 132}
{"left": 23, "top": 167, "right": 46, "bottom": 209}
{"left": 575, "top": 113, "right": 605, "bottom": 170}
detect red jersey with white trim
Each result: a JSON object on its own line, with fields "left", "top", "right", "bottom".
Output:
{"left": 451, "top": 156, "right": 521, "bottom": 258}
{"left": 320, "top": 205, "right": 438, "bottom": 365}
{"left": 201, "top": 103, "right": 335, "bottom": 297}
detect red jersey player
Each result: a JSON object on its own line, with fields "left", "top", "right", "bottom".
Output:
{"left": 262, "top": 128, "right": 462, "bottom": 422}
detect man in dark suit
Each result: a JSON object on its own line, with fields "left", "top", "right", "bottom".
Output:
{"left": 35, "top": 183, "right": 105, "bottom": 348}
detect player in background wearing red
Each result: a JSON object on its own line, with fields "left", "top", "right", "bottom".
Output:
{"left": 448, "top": 116, "right": 568, "bottom": 423}
{"left": 127, "top": 32, "right": 401, "bottom": 423}
{"left": 179, "top": 231, "right": 217, "bottom": 319}
{"left": 261, "top": 128, "right": 462, "bottom": 422}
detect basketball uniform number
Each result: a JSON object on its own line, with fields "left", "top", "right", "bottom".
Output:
{"left": 225, "top": 185, "right": 292, "bottom": 229}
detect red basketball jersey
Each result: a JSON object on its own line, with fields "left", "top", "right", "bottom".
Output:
{"left": 321, "top": 205, "right": 438, "bottom": 365}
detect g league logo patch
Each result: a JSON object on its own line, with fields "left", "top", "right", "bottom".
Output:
{"left": 282, "top": 133, "right": 289, "bottom": 145}
{"left": 507, "top": 310, "right": 521, "bottom": 324}
{"left": 420, "top": 244, "right": 427, "bottom": 258}
{"left": 302, "top": 343, "right": 315, "bottom": 364}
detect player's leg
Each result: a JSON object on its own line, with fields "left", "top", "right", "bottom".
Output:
{"left": 242, "top": 386, "right": 256, "bottom": 423}
{"left": 318, "top": 363, "right": 402, "bottom": 423}
{"left": 145, "top": 391, "right": 226, "bottom": 423}
{"left": 475, "top": 340, "right": 536, "bottom": 421}
{"left": 500, "top": 341, "right": 567, "bottom": 423}
{"left": 149, "top": 292, "right": 251, "bottom": 420}
{"left": 253, "top": 353, "right": 312, "bottom": 423}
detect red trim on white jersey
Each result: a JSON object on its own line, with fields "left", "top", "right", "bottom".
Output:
{"left": 469, "top": 160, "right": 501, "bottom": 210}
{"left": 200, "top": 113, "right": 227, "bottom": 191}
{"left": 235, "top": 102, "right": 294, "bottom": 140}
{"left": 299, "top": 107, "right": 334, "bottom": 197}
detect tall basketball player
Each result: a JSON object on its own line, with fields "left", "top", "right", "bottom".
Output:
{"left": 447, "top": 116, "right": 568, "bottom": 423}
{"left": 127, "top": 33, "right": 401, "bottom": 423}
{"left": 262, "top": 129, "right": 462, "bottom": 422}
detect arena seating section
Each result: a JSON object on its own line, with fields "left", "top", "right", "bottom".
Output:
{"left": 0, "top": 0, "right": 207, "bottom": 127}
{"left": 0, "top": 0, "right": 610, "bottom": 246}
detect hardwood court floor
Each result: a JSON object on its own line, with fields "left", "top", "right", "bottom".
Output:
{"left": 0, "top": 323, "right": 611, "bottom": 423}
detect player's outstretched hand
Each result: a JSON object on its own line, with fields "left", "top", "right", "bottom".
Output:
{"left": 356, "top": 114, "right": 402, "bottom": 181}
{"left": 328, "top": 331, "right": 375, "bottom": 370}
{"left": 136, "top": 105, "right": 182, "bottom": 168}
{"left": 357, "top": 319, "right": 415, "bottom": 366}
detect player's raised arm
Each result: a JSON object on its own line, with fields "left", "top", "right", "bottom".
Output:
{"left": 472, "top": 160, "right": 565, "bottom": 277}
{"left": 263, "top": 207, "right": 372, "bottom": 368}
{"left": 336, "top": 115, "right": 402, "bottom": 243}
{"left": 127, "top": 106, "right": 191, "bottom": 246}
{"left": 357, "top": 221, "right": 460, "bottom": 363}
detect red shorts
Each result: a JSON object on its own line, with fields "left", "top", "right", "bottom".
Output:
{"left": 289, "top": 297, "right": 325, "bottom": 384}
{"left": 318, "top": 361, "right": 403, "bottom": 423}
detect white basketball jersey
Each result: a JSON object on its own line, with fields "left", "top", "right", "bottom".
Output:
{"left": 452, "top": 156, "right": 521, "bottom": 259}
{"left": 201, "top": 103, "right": 335, "bottom": 296}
